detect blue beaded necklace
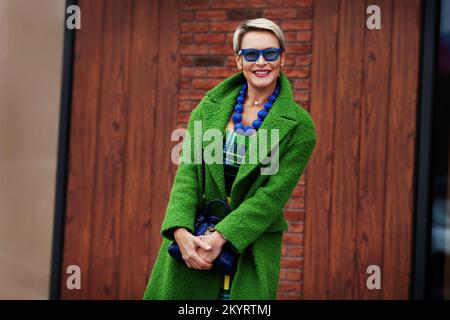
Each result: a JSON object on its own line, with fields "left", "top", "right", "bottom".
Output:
{"left": 232, "top": 80, "right": 281, "bottom": 136}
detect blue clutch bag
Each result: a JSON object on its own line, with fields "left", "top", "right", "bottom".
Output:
{"left": 168, "top": 199, "right": 239, "bottom": 274}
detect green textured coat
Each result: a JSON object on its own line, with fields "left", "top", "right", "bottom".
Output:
{"left": 143, "top": 71, "right": 317, "bottom": 300}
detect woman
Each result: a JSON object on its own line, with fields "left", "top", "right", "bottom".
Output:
{"left": 143, "top": 18, "right": 316, "bottom": 300}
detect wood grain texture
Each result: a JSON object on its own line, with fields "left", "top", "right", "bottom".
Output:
{"left": 87, "top": 0, "right": 133, "bottom": 299}
{"left": 61, "top": 0, "right": 179, "bottom": 299}
{"left": 354, "top": 0, "right": 392, "bottom": 299}
{"left": 304, "top": 0, "right": 339, "bottom": 300}
{"left": 327, "top": 0, "right": 366, "bottom": 299}
{"left": 305, "top": 0, "right": 420, "bottom": 299}
{"left": 382, "top": 0, "right": 420, "bottom": 299}
{"left": 60, "top": 0, "right": 105, "bottom": 299}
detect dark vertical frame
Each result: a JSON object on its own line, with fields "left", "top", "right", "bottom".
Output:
{"left": 49, "top": 0, "right": 76, "bottom": 300}
{"left": 411, "top": 0, "right": 440, "bottom": 300}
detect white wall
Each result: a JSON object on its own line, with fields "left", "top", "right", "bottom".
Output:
{"left": 0, "top": 0, "right": 65, "bottom": 299}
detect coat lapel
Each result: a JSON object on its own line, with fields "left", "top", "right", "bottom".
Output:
{"left": 200, "top": 71, "right": 298, "bottom": 203}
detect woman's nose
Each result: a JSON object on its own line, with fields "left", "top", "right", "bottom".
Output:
{"left": 256, "top": 53, "right": 267, "bottom": 65}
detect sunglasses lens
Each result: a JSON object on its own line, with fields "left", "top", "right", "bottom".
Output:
{"left": 243, "top": 50, "right": 260, "bottom": 61}
{"left": 263, "top": 49, "right": 280, "bottom": 61}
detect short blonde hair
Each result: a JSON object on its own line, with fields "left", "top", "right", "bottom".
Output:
{"left": 232, "top": 18, "right": 285, "bottom": 54}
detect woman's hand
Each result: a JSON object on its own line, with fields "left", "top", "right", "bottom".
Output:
{"left": 173, "top": 228, "right": 213, "bottom": 270}
{"left": 196, "top": 231, "right": 227, "bottom": 264}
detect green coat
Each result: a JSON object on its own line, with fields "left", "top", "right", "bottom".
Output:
{"left": 143, "top": 71, "right": 317, "bottom": 300}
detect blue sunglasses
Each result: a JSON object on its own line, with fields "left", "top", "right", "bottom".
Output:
{"left": 238, "top": 48, "right": 282, "bottom": 62}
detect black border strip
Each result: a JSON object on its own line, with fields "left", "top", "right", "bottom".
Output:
{"left": 49, "top": 0, "right": 76, "bottom": 300}
{"left": 411, "top": 0, "right": 440, "bottom": 300}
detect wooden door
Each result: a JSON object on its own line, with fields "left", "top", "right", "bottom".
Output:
{"left": 304, "top": 0, "right": 421, "bottom": 299}
{"left": 60, "top": 0, "right": 179, "bottom": 299}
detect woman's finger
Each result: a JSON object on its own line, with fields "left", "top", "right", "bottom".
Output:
{"left": 194, "top": 237, "right": 212, "bottom": 251}
{"left": 189, "top": 255, "right": 208, "bottom": 269}
{"left": 188, "top": 250, "right": 212, "bottom": 269}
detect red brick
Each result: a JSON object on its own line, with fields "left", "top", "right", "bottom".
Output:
{"left": 281, "top": 19, "right": 312, "bottom": 31}
{"left": 225, "top": 56, "right": 237, "bottom": 67}
{"left": 289, "top": 196, "right": 305, "bottom": 209}
{"left": 283, "top": 67, "right": 310, "bottom": 78}
{"left": 211, "top": 0, "right": 279, "bottom": 9}
{"left": 209, "top": 44, "right": 233, "bottom": 55}
{"left": 178, "top": 90, "right": 206, "bottom": 100}
{"left": 281, "top": 245, "right": 287, "bottom": 256}
{"left": 286, "top": 42, "right": 312, "bottom": 54}
{"left": 285, "top": 292, "right": 302, "bottom": 300}
{"left": 297, "top": 7, "right": 313, "bottom": 19}
{"left": 196, "top": 10, "right": 226, "bottom": 20}
{"left": 194, "top": 33, "right": 226, "bottom": 43}
{"left": 299, "top": 174, "right": 306, "bottom": 185}
{"left": 181, "top": 10, "right": 194, "bottom": 21}
{"left": 281, "top": 257, "right": 303, "bottom": 268}
{"left": 210, "top": 21, "right": 240, "bottom": 32}
{"left": 283, "top": 0, "right": 312, "bottom": 7}
{"left": 178, "top": 101, "right": 193, "bottom": 112}
{"left": 283, "top": 56, "right": 295, "bottom": 67}
{"left": 192, "top": 78, "right": 222, "bottom": 89}
{"left": 295, "top": 78, "right": 310, "bottom": 89}
{"left": 297, "top": 31, "right": 312, "bottom": 42}
{"left": 263, "top": 8, "right": 297, "bottom": 19}
{"left": 300, "top": 101, "right": 310, "bottom": 110}
{"left": 177, "top": 113, "right": 191, "bottom": 124}
{"left": 206, "top": 67, "right": 237, "bottom": 78}
{"left": 283, "top": 233, "right": 303, "bottom": 245}
{"left": 180, "top": 44, "right": 209, "bottom": 55}
{"left": 286, "top": 270, "right": 302, "bottom": 281}
{"left": 210, "top": 0, "right": 247, "bottom": 9}
{"left": 227, "top": 8, "right": 264, "bottom": 21}
{"left": 181, "top": 21, "right": 210, "bottom": 33}
{"left": 279, "top": 269, "right": 286, "bottom": 280}
{"left": 288, "top": 222, "right": 304, "bottom": 233}
{"left": 295, "top": 55, "right": 311, "bottom": 66}
{"left": 278, "top": 281, "right": 302, "bottom": 293}
{"left": 293, "top": 90, "right": 310, "bottom": 102}
{"left": 180, "top": 33, "right": 194, "bottom": 43}
{"left": 287, "top": 246, "right": 304, "bottom": 257}
{"left": 180, "top": 78, "right": 192, "bottom": 89}
{"left": 180, "top": 56, "right": 194, "bottom": 66}
{"left": 284, "top": 210, "right": 304, "bottom": 221}
{"left": 183, "top": 0, "right": 210, "bottom": 10}
{"left": 180, "top": 67, "right": 207, "bottom": 78}
{"left": 283, "top": 31, "right": 297, "bottom": 42}
{"left": 225, "top": 32, "right": 234, "bottom": 44}
{"left": 175, "top": 123, "right": 188, "bottom": 131}
{"left": 277, "top": 292, "right": 287, "bottom": 300}
{"left": 291, "top": 185, "right": 305, "bottom": 197}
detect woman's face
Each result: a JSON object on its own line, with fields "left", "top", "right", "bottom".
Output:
{"left": 235, "top": 30, "right": 285, "bottom": 90}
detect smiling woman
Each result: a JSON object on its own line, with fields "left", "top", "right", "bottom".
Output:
{"left": 143, "top": 18, "right": 317, "bottom": 300}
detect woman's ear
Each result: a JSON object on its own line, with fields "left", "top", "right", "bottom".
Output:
{"left": 280, "top": 52, "right": 286, "bottom": 67}
{"left": 235, "top": 53, "right": 243, "bottom": 71}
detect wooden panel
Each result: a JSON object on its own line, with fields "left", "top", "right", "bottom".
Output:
{"left": 116, "top": 0, "right": 160, "bottom": 300}
{"left": 327, "top": 0, "right": 366, "bottom": 299}
{"left": 382, "top": 0, "right": 420, "bottom": 299}
{"left": 61, "top": 0, "right": 180, "bottom": 299}
{"left": 87, "top": 0, "right": 133, "bottom": 299}
{"left": 354, "top": 0, "right": 392, "bottom": 299}
{"left": 60, "top": 0, "right": 105, "bottom": 299}
{"left": 304, "top": 0, "right": 339, "bottom": 299}
{"left": 305, "top": 0, "right": 421, "bottom": 299}
{"left": 149, "top": 0, "right": 181, "bottom": 274}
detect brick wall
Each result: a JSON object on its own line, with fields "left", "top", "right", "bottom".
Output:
{"left": 178, "top": 0, "right": 313, "bottom": 300}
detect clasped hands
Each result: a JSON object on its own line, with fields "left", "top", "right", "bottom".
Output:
{"left": 173, "top": 227, "right": 227, "bottom": 270}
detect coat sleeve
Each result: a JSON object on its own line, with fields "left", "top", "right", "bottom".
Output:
{"left": 160, "top": 103, "right": 203, "bottom": 241}
{"left": 215, "top": 115, "right": 317, "bottom": 254}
